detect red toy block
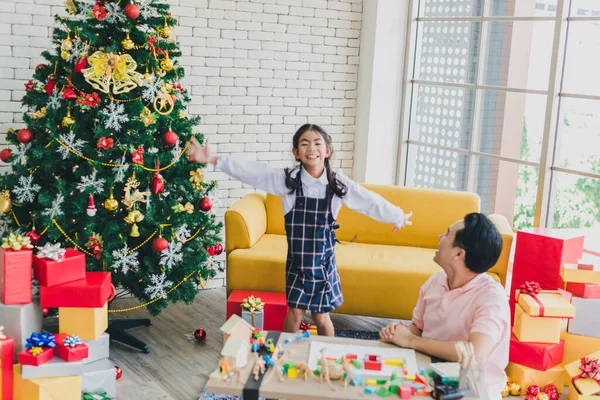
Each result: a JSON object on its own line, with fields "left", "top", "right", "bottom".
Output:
{"left": 54, "top": 333, "right": 89, "bottom": 362}
{"left": 33, "top": 248, "right": 86, "bottom": 287}
{"left": 226, "top": 290, "right": 288, "bottom": 331}
{"left": 40, "top": 271, "right": 112, "bottom": 308}
{"left": 17, "top": 347, "right": 54, "bottom": 366}
{"left": 364, "top": 360, "right": 382, "bottom": 371}
{"left": 0, "top": 248, "right": 32, "bottom": 305}
{"left": 366, "top": 354, "right": 381, "bottom": 361}
{"left": 345, "top": 353, "right": 358, "bottom": 360}
{"left": 399, "top": 385, "right": 412, "bottom": 398}
{"left": 1, "top": 336, "right": 14, "bottom": 400}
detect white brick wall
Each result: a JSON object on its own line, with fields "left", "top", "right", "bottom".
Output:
{"left": 0, "top": 0, "right": 362, "bottom": 286}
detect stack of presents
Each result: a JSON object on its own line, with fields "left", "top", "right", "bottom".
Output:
{"left": 506, "top": 229, "right": 600, "bottom": 399}
{"left": 0, "top": 234, "right": 116, "bottom": 400}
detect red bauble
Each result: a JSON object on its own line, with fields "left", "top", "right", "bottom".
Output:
{"left": 124, "top": 3, "right": 140, "bottom": 19}
{"left": 193, "top": 328, "right": 207, "bottom": 342}
{"left": 528, "top": 386, "right": 541, "bottom": 396}
{"left": 545, "top": 390, "right": 559, "bottom": 400}
{"left": 152, "top": 237, "right": 169, "bottom": 253}
{"left": 74, "top": 58, "right": 88, "bottom": 73}
{"left": 42, "top": 308, "right": 49, "bottom": 317}
{"left": 205, "top": 245, "right": 215, "bottom": 257}
{"left": 26, "top": 230, "right": 41, "bottom": 246}
{"left": 17, "top": 129, "right": 33, "bottom": 144}
{"left": 46, "top": 79, "right": 55, "bottom": 96}
{"left": 0, "top": 148, "right": 11, "bottom": 163}
{"left": 543, "top": 385, "right": 557, "bottom": 393}
{"left": 162, "top": 130, "right": 178, "bottom": 147}
{"left": 115, "top": 366, "right": 123, "bottom": 380}
{"left": 199, "top": 197, "right": 212, "bottom": 212}
{"left": 214, "top": 243, "right": 223, "bottom": 255}
{"left": 151, "top": 172, "right": 164, "bottom": 194}
{"left": 525, "top": 396, "right": 537, "bottom": 400}
{"left": 62, "top": 86, "right": 77, "bottom": 100}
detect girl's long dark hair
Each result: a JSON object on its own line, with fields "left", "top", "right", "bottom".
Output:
{"left": 284, "top": 124, "right": 348, "bottom": 201}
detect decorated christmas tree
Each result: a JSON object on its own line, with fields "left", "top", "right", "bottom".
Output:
{"left": 0, "top": 0, "right": 223, "bottom": 316}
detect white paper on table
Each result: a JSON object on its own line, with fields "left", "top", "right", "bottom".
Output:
{"left": 307, "top": 341, "right": 419, "bottom": 378}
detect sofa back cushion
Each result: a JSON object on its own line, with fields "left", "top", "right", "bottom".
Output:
{"left": 266, "top": 185, "right": 481, "bottom": 249}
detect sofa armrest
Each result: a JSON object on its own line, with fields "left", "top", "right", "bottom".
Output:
{"left": 488, "top": 213, "right": 515, "bottom": 287}
{"left": 225, "top": 193, "right": 267, "bottom": 253}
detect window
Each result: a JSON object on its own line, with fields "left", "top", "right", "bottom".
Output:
{"left": 399, "top": 0, "right": 600, "bottom": 229}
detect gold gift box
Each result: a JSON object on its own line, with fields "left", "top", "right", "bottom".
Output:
{"left": 513, "top": 303, "right": 562, "bottom": 344}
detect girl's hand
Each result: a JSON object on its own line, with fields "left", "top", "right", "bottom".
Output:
{"left": 392, "top": 211, "right": 413, "bottom": 233}
{"left": 187, "top": 136, "right": 217, "bottom": 164}
{"left": 379, "top": 323, "right": 398, "bottom": 342}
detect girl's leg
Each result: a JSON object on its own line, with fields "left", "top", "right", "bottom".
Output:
{"left": 312, "top": 312, "right": 335, "bottom": 336}
{"left": 283, "top": 307, "right": 305, "bottom": 333}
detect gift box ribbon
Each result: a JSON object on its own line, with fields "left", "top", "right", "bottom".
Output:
{"left": 573, "top": 357, "right": 600, "bottom": 386}
{"left": 26, "top": 332, "right": 56, "bottom": 349}
{"left": 37, "top": 242, "right": 66, "bottom": 261}
{"left": 241, "top": 295, "right": 264, "bottom": 326}
{"left": 1, "top": 233, "right": 33, "bottom": 251}
{"left": 517, "top": 281, "right": 566, "bottom": 318}
{"left": 64, "top": 334, "right": 83, "bottom": 347}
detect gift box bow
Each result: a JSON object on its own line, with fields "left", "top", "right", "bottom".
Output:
{"left": 574, "top": 357, "right": 600, "bottom": 384}
{"left": 36, "top": 242, "right": 66, "bottom": 261}
{"left": 26, "top": 332, "right": 56, "bottom": 349}
{"left": 64, "top": 334, "right": 83, "bottom": 347}
{"left": 517, "top": 281, "right": 566, "bottom": 317}
{"left": 82, "top": 393, "right": 111, "bottom": 400}
{"left": 1, "top": 233, "right": 33, "bottom": 251}
{"left": 241, "top": 296, "right": 264, "bottom": 313}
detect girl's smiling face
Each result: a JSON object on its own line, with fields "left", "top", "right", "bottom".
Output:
{"left": 293, "top": 129, "right": 332, "bottom": 171}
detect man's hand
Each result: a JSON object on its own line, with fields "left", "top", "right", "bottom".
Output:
{"left": 389, "top": 323, "right": 417, "bottom": 348}
{"left": 379, "top": 323, "right": 398, "bottom": 341}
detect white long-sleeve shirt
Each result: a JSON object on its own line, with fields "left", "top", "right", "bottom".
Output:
{"left": 216, "top": 155, "right": 408, "bottom": 228}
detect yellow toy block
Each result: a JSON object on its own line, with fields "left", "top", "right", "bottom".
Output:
{"left": 287, "top": 367, "right": 298, "bottom": 379}
{"left": 59, "top": 302, "right": 107, "bottom": 341}
{"left": 14, "top": 364, "right": 82, "bottom": 400}
{"left": 265, "top": 342, "right": 274, "bottom": 352}
{"left": 366, "top": 379, "right": 377, "bottom": 386}
{"left": 405, "top": 375, "right": 416, "bottom": 381}
{"left": 385, "top": 359, "right": 403, "bottom": 366}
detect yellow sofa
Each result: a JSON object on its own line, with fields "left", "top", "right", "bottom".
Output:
{"left": 225, "top": 185, "right": 514, "bottom": 320}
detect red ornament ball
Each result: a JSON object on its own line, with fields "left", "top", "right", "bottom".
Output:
{"left": 26, "top": 230, "right": 41, "bottom": 246}
{"left": 205, "top": 245, "right": 215, "bottom": 257}
{"left": 194, "top": 328, "right": 207, "bottom": 342}
{"left": 162, "top": 130, "right": 178, "bottom": 147}
{"left": 74, "top": 58, "right": 88, "bottom": 73}
{"left": 544, "top": 390, "right": 559, "bottom": 400}
{"left": 42, "top": 308, "right": 49, "bottom": 317}
{"left": 0, "top": 148, "right": 11, "bottom": 163}
{"left": 524, "top": 396, "right": 536, "bottom": 400}
{"left": 528, "top": 385, "right": 541, "bottom": 396}
{"left": 123, "top": 3, "right": 140, "bottom": 19}
{"left": 115, "top": 366, "right": 123, "bottom": 380}
{"left": 199, "top": 197, "right": 212, "bottom": 212}
{"left": 17, "top": 129, "right": 33, "bottom": 144}
{"left": 152, "top": 237, "right": 169, "bottom": 253}
{"left": 543, "top": 385, "right": 557, "bottom": 393}
{"left": 214, "top": 243, "right": 223, "bottom": 255}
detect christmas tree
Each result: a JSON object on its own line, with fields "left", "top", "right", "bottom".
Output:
{"left": 0, "top": 0, "right": 223, "bottom": 315}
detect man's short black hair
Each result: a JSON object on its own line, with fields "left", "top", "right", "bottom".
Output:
{"left": 453, "top": 213, "right": 503, "bottom": 274}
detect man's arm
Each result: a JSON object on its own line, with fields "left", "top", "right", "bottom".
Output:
{"left": 407, "top": 331, "right": 495, "bottom": 363}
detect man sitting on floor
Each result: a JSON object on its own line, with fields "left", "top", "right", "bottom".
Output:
{"left": 380, "top": 212, "right": 509, "bottom": 399}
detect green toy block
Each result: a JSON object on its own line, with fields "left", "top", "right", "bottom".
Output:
{"left": 283, "top": 362, "right": 295, "bottom": 372}
{"left": 390, "top": 372, "right": 398, "bottom": 381}
{"left": 313, "top": 368, "right": 321, "bottom": 376}
{"left": 376, "top": 379, "right": 388, "bottom": 385}
{"left": 388, "top": 384, "right": 399, "bottom": 394}
{"left": 377, "top": 387, "right": 392, "bottom": 397}
{"left": 351, "top": 359, "right": 362, "bottom": 369}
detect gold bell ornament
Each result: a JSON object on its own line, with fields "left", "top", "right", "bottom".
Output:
{"left": 104, "top": 187, "right": 119, "bottom": 211}
{"left": 158, "top": 20, "right": 173, "bottom": 39}
{"left": 61, "top": 109, "right": 75, "bottom": 127}
{"left": 130, "top": 223, "right": 140, "bottom": 237}
{"left": 124, "top": 209, "right": 144, "bottom": 237}
{"left": 122, "top": 32, "right": 135, "bottom": 50}
{"left": 0, "top": 190, "right": 12, "bottom": 214}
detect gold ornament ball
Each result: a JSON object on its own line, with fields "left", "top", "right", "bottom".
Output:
{"left": 61, "top": 50, "right": 70, "bottom": 60}
{"left": 0, "top": 191, "right": 12, "bottom": 214}
{"left": 104, "top": 196, "right": 119, "bottom": 211}
{"left": 61, "top": 37, "right": 73, "bottom": 52}
{"left": 509, "top": 383, "right": 521, "bottom": 396}
{"left": 122, "top": 38, "right": 135, "bottom": 50}
{"left": 158, "top": 26, "right": 173, "bottom": 38}
{"left": 536, "top": 393, "right": 549, "bottom": 400}
{"left": 160, "top": 58, "right": 174, "bottom": 71}
{"left": 501, "top": 384, "right": 510, "bottom": 397}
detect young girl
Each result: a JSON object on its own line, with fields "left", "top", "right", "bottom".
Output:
{"left": 187, "top": 124, "right": 412, "bottom": 336}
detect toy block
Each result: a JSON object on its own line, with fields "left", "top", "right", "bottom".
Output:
{"left": 399, "top": 385, "right": 412, "bottom": 398}
{"left": 283, "top": 361, "right": 295, "bottom": 372}
{"left": 258, "top": 337, "right": 265, "bottom": 346}
{"left": 365, "top": 386, "right": 378, "bottom": 394}
{"left": 417, "top": 389, "right": 432, "bottom": 396}
{"left": 346, "top": 353, "right": 357, "bottom": 360}
{"left": 351, "top": 359, "right": 362, "bottom": 369}
{"left": 265, "top": 342, "right": 274, "bottom": 353}
{"left": 377, "top": 379, "right": 388, "bottom": 385}
{"left": 366, "top": 379, "right": 378, "bottom": 386}
{"left": 391, "top": 371, "right": 398, "bottom": 381}
{"left": 251, "top": 342, "right": 260, "bottom": 352}
{"left": 389, "top": 384, "right": 399, "bottom": 394}
{"left": 325, "top": 357, "right": 337, "bottom": 362}
{"left": 405, "top": 375, "right": 416, "bottom": 381}
{"left": 349, "top": 374, "right": 364, "bottom": 386}
{"left": 287, "top": 367, "right": 298, "bottom": 379}
{"left": 364, "top": 360, "right": 382, "bottom": 371}
{"left": 385, "top": 359, "right": 403, "bottom": 366}
{"left": 377, "top": 387, "right": 393, "bottom": 397}
{"left": 366, "top": 354, "right": 381, "bottom": 361}
{"left": 403, "top": 366, "right": 409, "bottom": 375}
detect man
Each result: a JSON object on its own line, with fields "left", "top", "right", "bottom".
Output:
{"left": 380, "top": 213, "right": 509, "bottom": 399}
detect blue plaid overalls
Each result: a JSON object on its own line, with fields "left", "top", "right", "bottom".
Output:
{"left": 284, "top": 183, "right": 343, "bottom": 313}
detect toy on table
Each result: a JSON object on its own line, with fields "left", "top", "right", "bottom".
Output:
{"left": 315, "top": 347, "right": 342, "bottom": 391}
{"left": 283, "top": 331, "right": 310, "bottom": 344}
{"left": 252, "top": 353, "right": 266, "bottom": 381}
{"left": 263, "top": 345, "right": 291, "bottom": 384}
{"left": 341, "top": 356, "right": 362, "bottom": 390}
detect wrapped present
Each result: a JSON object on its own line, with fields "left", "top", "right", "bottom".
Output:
{"left": 566, "top": 283, "right": 600, "bottom": 299}
{"left": 40, "top": 272, "right": 112, "bottom": 308}
{"left": 561, "top": 332, "right": 600, "bottom": 386}
{"left": 13, "top": 363, "right": 82, "bottom": 400}
{"left": 568, "top": 297, "right": 600, "bottom": 338}
{"left": 54, "top": 333, "right": 89, "bottom": 362}
{"left": 515, "top": 282, "right": 576, "bottom": 318}
{"left": 59, "top": 303, "right": 108, "bottom": 341}
{"left": 226, "top": 290, "right": 288, "bottom": 331}
{"left": 83, "top": 333, "right": 110, "bottom": 365}
{"left": 0, "top": 329, "right": 14, "bottom": 400}
{"left": 562, "top": 264, "right": 600, "bottom": 285}
{"left": 240, "top": 295, "right": 264, "bottom": 329}
{"left": 0, "top": 300, "right": 42, "bottom": 361}
{"left": 565, "top": 350, "right": 600, "bottom": 396}
{"left": 299, "top": 321, "right": 318, "bottom": 336}
{"left": 0, "top": 236, "right": 33, "bottom": 305}
{"left": 568, "top": 382, "right": 598, "bottom": 400}
{"left": 17, "top": 347, "right": 54, "bottom": 366}
{"left": 21, "top": 357, "right": 84, "bottom": 379}
{"left": 82, "top": 358, "right": 117, "bottom": 398}
{"left": 82, "top": 393, "right": 112, "bottom": 400}
{"left": 509, "top": 334, "right": 564, "bottom": 371}
{"left": 505, "top": 362, "right": 564, "bottom": 396}
{"left": 33, "top": 245, "right": 86, "bottom": 287}
{"left": 513, "top": 303, "right": 562, "bottom": 344}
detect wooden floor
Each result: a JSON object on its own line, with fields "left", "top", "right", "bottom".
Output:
{"left": 110, "top": 287, "right": 395, "bottom": 400}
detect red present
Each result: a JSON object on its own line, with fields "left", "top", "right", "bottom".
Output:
{"left": 1, "top": 335, "right": 14, "bottom": 400}
{"left": 40, "top": 272, "right": 112, "bottom": 308}
{"left": 226, "top": 290, "right": 288, "bottom": 331}
{"left": 509, "top": 334, "right": 564, "bottom": 371}
{"left": 33, "top": 248, "right": 86, "bottom": 287}
{"left": 54, "top": 333, "right": 89, "bottom": 362}
{"left": 17, "top": 347, "right": 54, "bottom": 366}
{"left": 0, "top": 248, "right": 32, "bottom": 305}
{"left": 510, "top": 229, "right": 584, "bottom": 324}
{"left": 565, "top": 282, "right": 600, "bottom": 299}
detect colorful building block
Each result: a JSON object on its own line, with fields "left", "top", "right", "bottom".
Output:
{"left": 346, "top": 353, "right": 357, "bottom": 360}
{"left": 59, "top": 303, "right": 108, "bottom": 341}
{"left": 349, "top": 373, "right": 364, "bottom": 386}
{"left": 287, "top": 367, "right": 298, "bottom": 379}
{"left": 351, "top": 358, "right": 362, "bottom": 369}
{"left": 399, "top": 385, "right": 413, "bottom": 398}
{"left": 365, "top": 386, "right": 377, "bottom": 394}
{"left": 389, "top": 384, "right": 399, "bottom": 394}
{"left": 377, "top": 387, "right": 392, "bottom": 397}
{"left": 366, "top": 354, "right": 381, "bottom": 361}
{"left": 366, "top": 379, "right": 377, "bottom": 386}
{"left": 385, "top": 359, "right": 403, "bottom": 366}
{"left": 364, "top": 360, "right": 382, "bottom": 371}
{"left": 251, "top": 342, "right": 260, "bottom": 352}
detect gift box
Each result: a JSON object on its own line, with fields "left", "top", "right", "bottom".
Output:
{"left": 82, "top": 358, "right": 117, "bottom": 398}
{"left": 513, "top": 303, "right": 562, "bottom": 344}
{"left": 17, "top": 347, "right": 54, "bottom": 366}
{"left": 565, "top": 350, "right": 600, "bottom": 396}
{"left": 33, "top": 248, "right": 86, "bottom": 287}
{"left": 0, "top": 248, "right": 33, "bottom": 305}
{"left": 21, "top": 357, "right": 84, "bottom": 379}
{"left": 0, "top": 300, "right": 42, "bottom": 361}
{"left": 561, "top": 332, "right": 600, "bottom": 386}
{"left": 59, "top": 303, "right": 108, "bottom": 341}
{"left": 569, "top": 382, "right": 598, "bottom": 400}
{"left": 54, "top": 333, "right": 89, "bottom": 362}
{"left": 509, "top": 334, "right": 564, "bottom": 371}
{"left": 226, "top": 290, "right": 288, "bottom": 331}
{"left": 568, "top": 297, "right": 600, "bottom": 338}
{"left": 562, "top": 264, "right": 600, "bottom": 285}
{"left": 241, "top": 309, "right": 264, "bottom": 329}
{"left": 505, "top": 362, "right": 564, "bottom": 396}
{"left": 515, "top": 285, "right": 576, "bottom": 318}
{"left": 13, "top": 363, "right": 82, "bottom": 400}
{"left": 566, "top": 283, "right": 600, "bottom": 299}
{"left": 40, "top": 272, "right": 112, "bottom": 308}
{"left": 1, "top": 334, "right": 14, "bottom": 400}
{"left": 83, "top": 333, "right": 110, "bottom": 365}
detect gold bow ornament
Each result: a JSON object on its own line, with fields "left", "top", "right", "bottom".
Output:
{"left": 241, "top": 296, "right": 264, "bottom": 327}
{"left": 82, "top": 51, "right": 143, "bottom": 94}
{"left": 1, "top": 233, "right": 33, "bottom": 251}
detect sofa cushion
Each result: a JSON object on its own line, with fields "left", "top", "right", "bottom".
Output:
{"left": 227, "top": 234, "right": 501, "bottom": 320}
